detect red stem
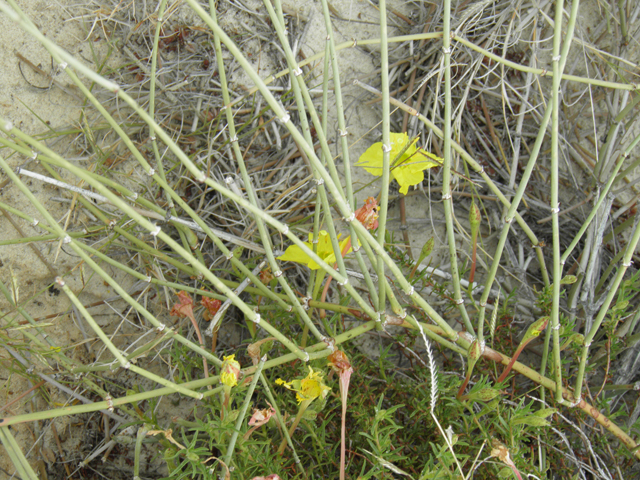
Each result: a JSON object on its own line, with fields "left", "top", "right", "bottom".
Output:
{"left": 186, "top": 312, "right": 210, "bottom": 386}
{"left": 496, "top": 344, "right": 527, "bottom": 383}
{"left": 456, "top": 372, "right": 472, "bottom": 399}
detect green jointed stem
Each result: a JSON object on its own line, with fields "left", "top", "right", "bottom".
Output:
{"left": 453, "top": 35, "right": 635, "bottom": 91}
{"left": 268, "top": 0, "right": 394, "bottom": 323}
{"left": 0, "top": 232, "right": 84, "bottom": 245}
{"left": 468, "top": 202, "right": 480, "bottom": 285}
{"left": 148, "top": 0, "right": 182, "bottom": 235}
{"left": 594, "top": 90, "right": 631, "bottom": 183}
{"left": 455, "top": 331, "right": 640, "bottom": 461}
{"left": 0, "top": 321, "right": 383, "bottom": 428}
{"left": 353, "top": 80, "right": 551, "bottom": 286}
{"left": 55, "top": 278, "right": 130, "bottom": 369}
{"left": 611, "top": 125, "right": 640, "bottom": 183}
{"left": 0, "top": 377, "right": 223, "bottom": 428}
{"left": 0, "top": 142, "right": 314, "bottom": 364}
{"left": 442, "top": 0, "right": 473, "bottom": 335}
{"left": 1, "top": 0, "right": 636, "bottom": 464}
{"left": 1, "top": 1, "right": 364, "bottom": 303}
{"left": 527, "top": 0, "right": 581, "bottom": 409}
{"left": 562, "top": 153, "right": 630, "bottom": 265}
{"left": 209, "top": 0, "right": 325, "bottom": 343}
{"left": 223, "top": 355, "right": 266, "bottom": 468}
{"left": 5, "top": 32, "right": 275, "bottom": 292}
{"left": 307, "top": 30, "right": 332, "bottom": 301}
{"left": 319, "top": 1, "right": 352, "bottom": 208}
{"left": 375, "top": 0, "right": 391, "bottom": 328}
{"left": 194, "top": 178, "right": 380, "bottom": 319}
{"left": 573, "top": 210, "right": 640, "bottom": 399}
{"left": 549, "top": 0, "right": 565, "bottom": 404}
{"left": 268, "top": 0, "right": 347, "bottom": 203}
{"left": 2, "top": 0, "right": 524, "bottom": 339}
{"left": 594, "top": 249, "right": 625, "bottom": 295}
{"left": 0, "top": 159, "right": 227, "bottom": 370}
{"left": 222, "top": 31, "right": 632, "bottom": 113}
{"left": 0, "top": 427, "right": 39, "bottom": 480}
{"left": 259, "top": 373, "right": 306, "bottom": 476}
{"left": 473, "top": 35, "right": 577, "bottom": 341}
{"left": 53, "top": 277, "right": 205, "bottom": 399}
{"left": 277, "top": 400, "right": 309, "bottom": 455}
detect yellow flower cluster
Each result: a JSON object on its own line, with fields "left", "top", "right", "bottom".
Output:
{"left": 276, "top": 366, "right": 331, "bottom": 404}
{"left": 220, "top": 354, "right": 241, "bottom": 387}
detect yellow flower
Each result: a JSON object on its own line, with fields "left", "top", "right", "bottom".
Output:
{"left": 220, "top": 354, "right": 241, "bottom": 387}
{"left": 276, "top": 366, "right": 331, "bottom": 404}
{"left": 357, "top": 132, "right": 441, "bottom": 195}
{"left": 277, "top": 230, "right": 352, "bottom": 270}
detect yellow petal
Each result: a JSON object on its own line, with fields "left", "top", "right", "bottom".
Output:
{"left": 391, "top": 149, "right": 441, "bottom": 195}
{"left": 220, "top": 371, "right": 238, "bottom": 387}
{"left": 278, "top": 230, "right": 352, "bottom": 270}
{"left": 277, "top": 367, "right": 331, "bottom": 404}
{"left": 339, "top": 236, "right": 353, "bottom": 256}
{"left": 358, "top": 133, "right": 441, "bottom": 194}
{"left": 278, "top": 231, "right": 331, "bottom": 270}
{"left": 299, "top": 379, "right": 322, "bottom": 400}
{"left": 307, "top": 231, "right": 332, "bottom": 269}
{"left": 388, "top": 132, "right": 414, "bottom": 164}
{"left": 278, "top": 243, "right": 312, "bottom": 265}
{"left": 357, "top": 132, "right": 412, "bottom": 176}
{"left": 391, "top": 164, "right": 425, "bottom": 195}
{"left": 357, "top": 142, "right": 385, "bottom": 176}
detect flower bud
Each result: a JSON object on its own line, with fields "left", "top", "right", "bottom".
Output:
{"left": 468, "top": 339, "right": 482, "bottom": 362}
{"left": 420, "top": 236, "right": 435, "bottom": 259}
{"left": 461, "top": 387, "right": 502, "bottom": 403}
{"left": 469, "top": 200, "right": 481, "bottom": 232}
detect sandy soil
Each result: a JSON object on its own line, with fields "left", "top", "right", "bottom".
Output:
{"left": 0, "top": 2, "right": 100, "bottom": 475}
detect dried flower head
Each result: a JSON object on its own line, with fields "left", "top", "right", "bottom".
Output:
{"left": 201, "top": 295, "right": 222, "bottom": 321}
{"left": 247, "top": 338, "right": 275, "bottom": 366}
{"left": 491, "top": 439, "right": 522, "bottom": 480}
{"left": 248, "top": 404, "right": 276, "bottom": 427}
{"left": 354, "top": 197, "right": 380, "bottom": 230}
{"left": 328, "top": 350, "right": 352, "bottom": 375}
{"left": 259, "top": 267, "right": 274, "bottom": 284}
{"left": 170, "top": 291, "right": 194, "bottom": 319}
